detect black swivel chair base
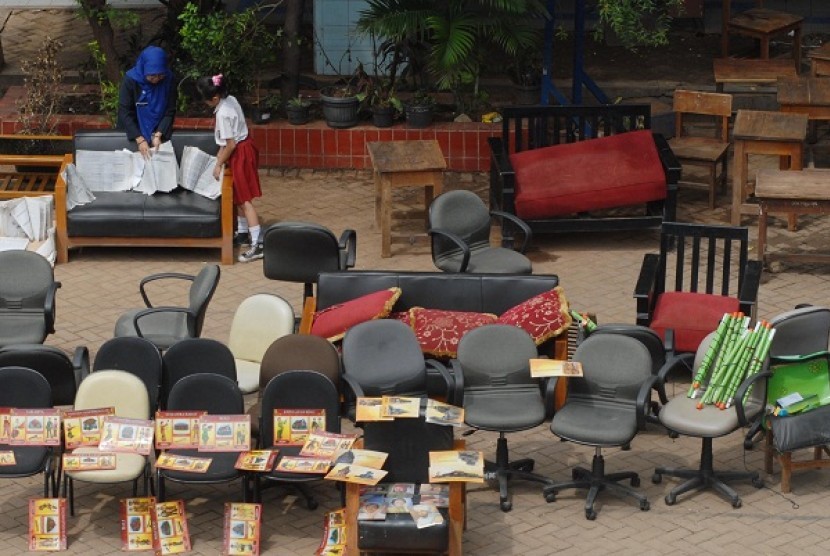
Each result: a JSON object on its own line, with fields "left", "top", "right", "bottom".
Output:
{"left": 652, "top": 437, "right": 763, "bottom": 508}
{"left": 543, "top": 446, "right": 650, "bottom": 520}
{"left": 484, "top": 433, "right": 551, "bottom": 513}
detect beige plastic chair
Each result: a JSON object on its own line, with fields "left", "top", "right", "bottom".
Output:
{"left": 227, "top": 293, "right": 295, "bottom": 394}
{"left": 62, "top": 370, "right": 151, "bottom": 516}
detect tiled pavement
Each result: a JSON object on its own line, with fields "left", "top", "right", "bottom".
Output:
{"left": 4, "top": 141, "right": 830, "bottom": 555}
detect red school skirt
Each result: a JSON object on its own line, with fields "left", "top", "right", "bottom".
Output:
{"left": 229, "top": 139, "right": 262, "bottom": 205}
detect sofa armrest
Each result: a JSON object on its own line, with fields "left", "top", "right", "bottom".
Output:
{"left": 299, "top": 296, "right": 316, "bottom": 335}
{"left": 652, "top": 133, "right": 681, "bottom": 186}
{"left": 220, "top": 168, "right": 234, "bottom": 264}
{"left": 634, "top": 253, "right": 660, "bottom": 326}
{"left": 54, "top": 154, "right": 73, "bottom": 265}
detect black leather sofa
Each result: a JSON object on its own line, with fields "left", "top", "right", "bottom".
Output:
{"left": 54, "top": 129, "right": 233, "bottom": 264}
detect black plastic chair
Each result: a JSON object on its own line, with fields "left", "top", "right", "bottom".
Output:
{"left": 255, "top": 370, "right": 340, "bottom": 509}
{"left": 0, "top": 366, "right": 56, "bottom": 497}
{"left": 0, "top": 250, "right": 61, "bottom": 348}
{"left": 160, "top": 338, "right": 237, "bottom": 410}
{"left": 113, "top": 265, "right": 220, "bottom": 350}
{"left": 93, "top": 336, "right": 163, "bottom": 414}
{"left": 156, "top": 373, "right": 247, "bottom": 502}
{"left": 0, "top": 344, "right": 88, "bottom": 407}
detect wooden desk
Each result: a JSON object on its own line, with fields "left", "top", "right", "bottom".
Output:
{"left": 778, "top": 76, "right": 830, "bottom": 144}
{"left": 731, "top": 110, "right": 807, "bottom": 228}
{"left": 756, "top": 169, "right": 830, "bottom": 267}
{"left": 713, "top": 58, "right": 797, "bottom": 92}
{"left": 366, "top": 140, "right": 446, "bottom": 258}
{"left": 809, "top": 43, "right": 830, "bottom": 77}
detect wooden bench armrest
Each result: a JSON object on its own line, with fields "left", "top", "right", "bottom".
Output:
{"left": 54, "top": 154, "right": 73, "bottom": 264}
{"left": 299, "top": 296, "right": 316, "bottom": 334}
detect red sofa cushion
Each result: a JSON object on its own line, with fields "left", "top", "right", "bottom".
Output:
{"left": 508, "top": 130, "right": 666, "bottom": 220}
{"left": 410, "top": 308, "right": 497, "bottom": 358}
{"left": 311, "top": 288, "right": 402, "bottom": 341}
{"left": 496, "top": 286, "right": 572, "bottom": 345}
{"left": 650, "top": 291, "right": 740, "bottom": 353}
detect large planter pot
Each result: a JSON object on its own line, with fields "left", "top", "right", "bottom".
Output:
{"left": 405, "top": 104, "right": 433, "bottom": 129}
{"left": 513, "top": 84, "right": 541, "bottom": 105}
{"left": 371, "top": 106, "right": 396, "bottom": 128}
{"left": 285, "top": 105, "right": 310, "bottom": 125}
{"left": 320, "top": 94, "right": 359, "bottom": 129}
{"left": 249, "top": 106, "right": 273, "bottom": 125}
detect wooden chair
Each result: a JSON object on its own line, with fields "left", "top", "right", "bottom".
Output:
{"left": 722, "top": 0, "right": 803, "bottom": 66}
{"left": 669, "top": 90, "right": 732, "bottom": 209}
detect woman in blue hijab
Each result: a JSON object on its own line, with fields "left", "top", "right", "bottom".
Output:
{"left": 117, "top": 46, "right": 177, "bottom": 159}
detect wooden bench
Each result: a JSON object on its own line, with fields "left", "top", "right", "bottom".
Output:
{"left": 713, "top": 58, "right": 798, "bottom": 93}
{"left": 0, "top": 135, "right": 71, "bottom": 200}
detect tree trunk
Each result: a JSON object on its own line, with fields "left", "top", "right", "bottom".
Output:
{"left": 78, "top": 0, "right": 121, "bottom": 83}
{"left": 281, "top": 0, "right": 304, "bottom": 102}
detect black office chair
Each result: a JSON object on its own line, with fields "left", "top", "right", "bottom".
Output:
{"left": 255, "top": 370, "right": 340, "bottom": 509}
{"left": 0, "top": 250, "right": 60, "bottom": 347}
{"left": 113, "top": 265, "right": 220, "bottom": 350}
{"left": 0, "top": 366, "right": 57, "bottom": 496}
{"left": 453, "top": 324, "right": 552, "bottom": 512}
{"left": 160, "top": 338, "right": 237, "bottom": 409}
{"left": 262, "top": 221, "right": 356, "bottom": 306}
{"left": 428, "top": 189, "right": 532, "bottom": 274}
{"left": 93, "top": 336, "right": 163, "bottom": 415}
{"left": 0, "top": 344, "right": 89, "bottom": 407}
{"left": 156, "top": 373, "right": 247, "bottom": 502}
{"left": 543, "top": 334, "right": 656, "bottom": 520}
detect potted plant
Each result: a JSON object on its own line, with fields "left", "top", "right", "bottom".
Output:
{"left": 404, "top": 90, "right": 435, "bottom": 129}
{"left": 285, "top": 95, "right": 311, "bottom": 125}
{"left": 511, "top": 53, "right": 542, "bottom": 106}
{"left": 250, "top": 92, "right": 281, "bottom": 125}
{"left": 358, "top": 78, "right": 402, "bottom": 128}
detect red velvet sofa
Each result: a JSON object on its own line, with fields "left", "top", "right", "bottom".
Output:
{"left": 489, "top": 104, "right": 680, "bottom": 242}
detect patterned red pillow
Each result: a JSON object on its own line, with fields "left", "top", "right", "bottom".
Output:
{"left": 410, "top": 307, "right": 497, "bottom": 358}
{"left": 387, "top": 311, "right": 413, "bottom": 325}
{"left": 311, "top": 288, "right": 402, "bottom": 341}
{"left": 496, "top": 287, "right": 572, "bottom": 344}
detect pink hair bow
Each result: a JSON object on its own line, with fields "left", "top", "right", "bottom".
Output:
{"left": 212, "top": 74, "right": 223, "bottom": 86}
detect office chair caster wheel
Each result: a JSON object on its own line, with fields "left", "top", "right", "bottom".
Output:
{"left": 651, "top": 473, "right": 662, "bottom": 484}
{"left": 752, "top": 476, "right": 764, "bottom": 489}
{"left": 544, "top": 492, "right": 556, "bottom": 503}
{"left": 743, "top": 438, "right": 754, "bottom": 450}
{"left": 307, "top": 499, "right": 319, "bottom": 510}
{"left": 732, "top": 499, "right": 742, "bottom": 509}
{"left": 500, "top": 500, "right": 512, "bottom": 512}
{"left": 630, "top": 476, "right": 640, "bottom": 487}
{"left": 585, "top": 508, "right": 596, "bottom": 520}
{"left": 571, "top": 469, "right": 580, "bottom": 480}
{"left": 664, "top": 493, "right": 676, "bottom": 506}
{"left": 668, "top": 431, "right": 679, "bottom": 439}
{"left": 640, "top": 499, "right": 650, "bottom": 511}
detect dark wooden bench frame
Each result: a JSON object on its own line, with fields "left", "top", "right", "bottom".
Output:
{"left": 488, "top": 104, "right": 680, "bottom": 240}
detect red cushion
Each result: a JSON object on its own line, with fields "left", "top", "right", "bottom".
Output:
{"left": 410, "top": 308, "right": 497, "bottom": 358}
{"left": 508, "top": 130, "right": 666, "bottom": 220}
{"left": 311, "top": 288, "right": 402, "bottom": 341}
{"left": 496, "top": 287, "right": 572, "bottom": 345}
{"left": 650, "top": 292, "right": 740, "bottom": 353}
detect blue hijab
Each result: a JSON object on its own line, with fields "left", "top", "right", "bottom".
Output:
{"left": 125, "top": 46, "right": 174, "bottom": 142}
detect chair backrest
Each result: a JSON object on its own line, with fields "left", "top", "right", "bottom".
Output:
{"left": 258, "top": 334, "right": 341, "bottom": 392}
{"left": 570, "top": 334, "right": 653, "bottom": 407}
{"left": 93, "top": 337, "right": 163, "bottom": 414}
{"left": 0, "top": 366, "right": 51, "bottom": 408}
{"left": 673, "top": 90, "right": 732, "bottom": 142}
{"left": 457, "top": 324, "right": 539, "bottom": 389}
{"left": 658, "top": 222, "right": 749, "bottom": 298}
{"left": 341, "top": 320, "right": 426, "bottom": 397}
{"left": 768, "top": 306, "right": 830, "bottom": 358}
{"left": 259, "top": 370, "right": 340, "bottom": 448}
{"left": 227, "top": 294, "right": 295, "bottom": 364}
{"left": 262, "top": 221, "right": 345, "bottom": 299}
{"left": 161, "top": 338, "right": 237, "bottom": 408}
{"left": 166, "top": 373, "right": 243, "bottom": 414}
{"left": 187, "top": 265, "right": 221, "bottom": 337}
{"left": 0, "top": 345, "right": 77, "bottom": 406}
{"left": 75, "top": 370, "right": 150, "bottom": 419}
{"left": 0, "top": 250, "right": 57, "bottom": 345}
{"left": 429, "top": 190, "right": 491, "bottom": 254}
{"left": 589, "top": 324, "right": 666, "bottom": 375}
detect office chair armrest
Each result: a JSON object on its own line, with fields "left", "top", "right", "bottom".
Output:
{"left": 425, "top": 359, "right": 455, "bottom": 403}
{"left": 542, "top": 377, "right": 559, "bottom": 421}
{"left": 138, "top": 272, "right": 196, "bottom": 308}
{"left": 338, "top": 229, "right": 358, "bottom": 269}
{"left": 636, "top": 375, "right": 660, "bottom": 429}
{"left": 341, "top": 374, "right": 366, "bottom": 399}
{"left": 491, "top": 210, "right": 532, "bottom": 253}
{"left": 447, "top": 360, "right": 464, "bottom": 406}
{"left": 734, "top": 371, "right": 772, "bottom": 427}
{"left": 428, "top": 228, "right": 471, "bottom": 272}
{"left": 738, "top": 260, "right": 763, "bottom": 318}
{"left": 132, "top": 306, "right": 197, "bottom": 338}
{"left": 44, "top": 281, "right": 61, "bottom": 334}
{"left": 72, "top": 345, "right": 90, "bottom": 386}
{"left": 655, "top": 351, "right": 694, "bottom": 388}
{"left": 634, "top": 253, "right": 660, "bottom": 326}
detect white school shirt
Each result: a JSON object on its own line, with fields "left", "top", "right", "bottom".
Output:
{"left": 213, "top": 95, "right": 249, "bottom": 146}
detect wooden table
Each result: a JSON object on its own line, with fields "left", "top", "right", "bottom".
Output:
{"left": 713, "top": 58, "right": 797, "bottom": 92}
{"left": 756, "top": 169, "right": 830, "bottom": 267}
{"left": 731, "top": 110, "right": 807, "bottom": 228}
{"left": 722, "top": 6, "right": 802, "bottom": 63}
{"left": 809, "top": 43, "right": 830, "bottom": 77}
{"left": 778, "top": 76, "right": 830, "bottom": 144}
{"left": 366, "top": 140, "right": 446, "bottom": 258}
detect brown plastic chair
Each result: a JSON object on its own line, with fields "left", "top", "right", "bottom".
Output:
{"left": 669, "top": 90, "right": 732, "bottom": 210}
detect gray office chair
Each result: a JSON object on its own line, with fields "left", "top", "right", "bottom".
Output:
{"left": 652, "top": 332, "right": 765, "bottom": 508}
{"left": 0, "top": 250, "right": 60, "bottom": 347}
{"left": 543, "top": 334, "right": 655, "bottom": 520}
{"left": 428, "top": 189, "right": 532, "bottom": 274}
{"left": 454, "top": 324, "right": 552, "bottom": 512}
